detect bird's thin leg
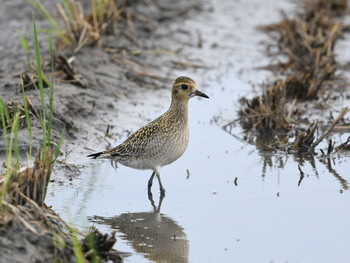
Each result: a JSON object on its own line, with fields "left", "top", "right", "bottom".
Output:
{"left": 148, "top": 189, "right": 156, "bottom": 211}
{"left": 156, "top": 173, "right": 166, "bottom": 195}
{"left": 157, "top": 192, "right": 165, "bottom": 212}
{"left": 147, "top": 185, "right": 165, "bottom": 212}
{"left": 148, "top": 171, "right": 155, "bottom": 191}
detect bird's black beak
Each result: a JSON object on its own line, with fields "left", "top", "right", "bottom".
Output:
{"left": 192, "top": 89, "right": 209, "bottom": 99}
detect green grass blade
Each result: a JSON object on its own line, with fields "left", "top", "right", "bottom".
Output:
{"left": 0, "top": 99, "right": 11, "bottom": 126}
{"left": 47, "top": 35, "right": 54, "bottom": 143}
{"left": 0, "top": 101, "right": 8, "bottom": 207}
{"left": 29, "top": 0, "right": 61, "bottom": 34}
{"left": 20, "top": 77, "right": 33, "bottom": 159}
{"left": 61, "top": 0, "right": 74, "bottom": 22}
{"left": 13, "top": 111, "right": 20, "bottom": 163}
{"left": 86, "top": 231, "right": 99, "bottom": 263}
{"left": 17, "top": 31, "right": 32, "bottom": 70}
{"left": 43, "top": 127, "right": 64, "bottom": 201}
{"left": 0, "top": 99, "right": 9, "bottom": 155}
{"left": 32, "top": 14, "right": 47, "bottom": 158}
{"left": 71, "top": 229, "right": 85, "bottom": 263}
{"left": 16, "top": 29, "right": 30, "bottom": 55}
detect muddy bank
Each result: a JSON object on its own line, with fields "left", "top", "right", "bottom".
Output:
{"left": 0, "top": 207, "right": 75, "bottom": 263}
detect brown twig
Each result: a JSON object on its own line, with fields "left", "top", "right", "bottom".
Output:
{"left": 311, "top": 107, "right": 349, "bottom": 148}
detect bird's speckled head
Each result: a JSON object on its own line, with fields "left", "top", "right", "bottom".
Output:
{"left": 171, "top": 76, "right": 209, "bottom": 102}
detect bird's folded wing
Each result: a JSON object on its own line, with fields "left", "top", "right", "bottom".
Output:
{"left": 107, "top": 121, "right": 162, "bottom": 157}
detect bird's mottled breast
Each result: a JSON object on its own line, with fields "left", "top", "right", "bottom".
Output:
{"left": 145, "top": 115, "right": 189, "bottom": 166}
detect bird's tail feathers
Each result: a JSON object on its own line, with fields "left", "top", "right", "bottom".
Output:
{"left": 87, "top": 151, "right": 104, "bottom": 159}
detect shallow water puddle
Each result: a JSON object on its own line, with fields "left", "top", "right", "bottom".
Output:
{"left": 47, "top": 74, "right": 350, "bottom": 263}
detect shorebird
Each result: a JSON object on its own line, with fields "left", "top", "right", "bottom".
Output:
{"left": 88, "top": 76, "right": 209, "bottom": 194}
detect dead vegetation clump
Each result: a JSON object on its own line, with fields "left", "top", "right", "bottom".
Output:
{"left": 19, "top": 71, "right": 51, "bottom": 91}
{"left": 53, "top": 54, "right": 88, "bottom": 87}
{"left": 0, "top": 99, "right": 38, "bottom": 132}
{"left": 238, "top": 81, "right": 292, "bottom": 134}
{"left": 30, "top": 0, "right": 127, "bottom": 52}
{"left": 335, "top": 136, "right": 350, "bottom": 151}
{"left": 0, "top": 148, "right": 123, "bottom": 262}
{"left": 227, "top": 0, "right": 350, "bottom": 153}
{"left": 18, "top": 54, "right": 89, "bottom": 92}
{"left": 303, "top": 0, "right": 349, "bottom": 17}
{"left": 0, "top": 148, "right": 55, "bottom": 207}
{"left": 0, "top": 148, "right": 73, "bottom": 262}
{"left": 56, "top": 0, "right": 123, "bottom": 52}
{"left": 260, "top": 10, "right": 343, "bottom": 99}
{"left": 21, "top": 0, "right": 128, "bottom": 89}
{"left": 82, "top": 228, "right": 123, "bottom": 262}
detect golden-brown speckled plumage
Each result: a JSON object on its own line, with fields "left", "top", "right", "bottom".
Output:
{"left": 88, "top": 76, "right": 209, "bottom": 194}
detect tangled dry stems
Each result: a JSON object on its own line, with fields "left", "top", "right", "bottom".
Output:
{"left": 228, "top": 0, "right": 350, "bottom": 152}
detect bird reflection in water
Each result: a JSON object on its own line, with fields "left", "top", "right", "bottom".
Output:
{"left": 90, "top": 194, "right": 189, "bottom": 263}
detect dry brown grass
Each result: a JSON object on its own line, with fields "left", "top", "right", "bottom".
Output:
{"left": 227, "top": 0, "right": 350, "bottom": 152}
{"left": 0, "top": 147, "right": 54, "bottom": 209}
{"left": 260, "top": 12, "right": 343, "bottom": 99}
{"left": 30, "top": 0, "right": 126, "bottom": 52}
{"left": 56, "top": 0, "right": 123, "bottom": 51}
{"left": 238, "top": 81, "right": 293, "bottom": 134}
{"left": 0, "top": 147, "right": 122, "bottom": 261}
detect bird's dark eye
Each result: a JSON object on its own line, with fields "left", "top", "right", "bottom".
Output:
{"left": 180, "top": 84, "right": 188, "bottom": 90}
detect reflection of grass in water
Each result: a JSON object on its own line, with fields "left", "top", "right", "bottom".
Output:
{"left": 257, "top": 149, "right": 350, "bottom": 190}
{"left": 57, "top": 162, "right": 106, "bottom": 229}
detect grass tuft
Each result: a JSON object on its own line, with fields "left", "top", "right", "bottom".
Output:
{"left": 29, "top": 0, "right": 71, "bottom": 45}
{"left": 31, "top": 0, "right": 123, "bottom": 51}
{"left": 1, "top": 15, "right": 61, "bottom": 208}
